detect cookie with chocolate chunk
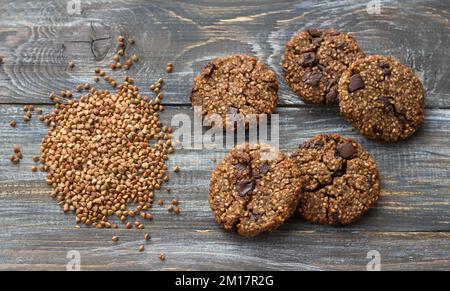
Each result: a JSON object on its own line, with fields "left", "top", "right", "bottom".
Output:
{"left": 209, "top": 144, "right": 302, "bottom": 237}
{"left": 338, "top": 55, "right": 425, "bottom": 142}
{"left": 290, "top": 134, "right": 380, "bottom": 225}
{"left": 191, "top": 55, "right": 278, "bottom": 128}
{"left": 282, "top": 29, "right": 365, "bottom": 104}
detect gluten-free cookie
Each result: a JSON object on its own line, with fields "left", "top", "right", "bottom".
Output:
{"left": 191, "top": 55, "right": 278, "bottom": 128}
{"left": 209, "top": 144, "right": 302, "bottom": 237}
{"left": 282, "top": 29, "right": 365, "bottom": 104}
{"left": 338, "top": 55, "right": 425, "bottom": 142}
{"left": 290, "top": 134, "right": 380, "bottom": 225}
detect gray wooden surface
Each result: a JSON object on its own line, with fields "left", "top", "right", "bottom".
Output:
{"left": 0, "top": 0, "right": 449, "bottom": 271}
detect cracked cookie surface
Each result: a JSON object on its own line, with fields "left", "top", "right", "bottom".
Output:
{"left": 282, "top": 29, "right": 365, "bottom": 104}
{"left": 209, "top": 144, "right": 302, "bottom": 237}
{"left": 191, "top": 55, "right": 278, "bottom": 127}
{"left": 290, "top": 134, "right": 380, "bottom": 225}
{"left": 338, "top": 55, "right": 425, "bottom": 142}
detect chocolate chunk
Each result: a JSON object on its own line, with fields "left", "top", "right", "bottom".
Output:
{"left": 303, "top": 71, "right": 322, "bottom": 87}
{"left": 378, "top": 95, "right": 395, "bottom": 112}
{"left": 325, "top": 86, "right": 338, "bottom": 103}
{"left": 259, "top": 163, "right": 270, "bottom": 175}
{"left": 348, "top": 74, "right": 365, "bottom": 92}
{"left": 336, "top": 142, "right": 357, "bottom": 159}
{"left": 307, "top": 29, "right": 322, "bottom": 37}
{"left": 236, "top": 180, "right": 255, "bottom": 197}
{"left": 300, "top": 139, "right": 324, "bottom": 149}
{"left": 317, "top": 64, "right": 325, "bottom": 71}
{"left": 332, "top": 212, "right": 341, "bottom": 225}
{"left": 333, "top": 160, "right": 347, "bottom": 177}
{"left": 302, "top": 52, "right": 316, "bottom": 67}
{"left": 379, "top": 61, "right": 391, "bottom": 76}
{"left": 396, "top": 112, "right": 409, "bottom": 125}
{"left": 234, "top": 163, "right": 246, "bottom": 172}
{"left": 326, "top": 79, "right": 336, "bottom": 91}
{"left": 367, "top": 175, "right": 373, "bottom": 188}
{"left": 378, "top": 95, "right": 393, "bottom": 103}
{"left": 336, "top": 41, "right": 346, "bottom": 49}
{"left": 202, "top": 63, "right": 217, "bottom": 77}
{"left": 329, "top": 29, "right": 340, "bottom": 36}
{"left": 312, "top": 37, "right": 323, "bottom": 46}
{"left": 250, "top": 212, "right": 262, "bottom": 221}
{"left": 267, "top": 81, "right": 279, "bottom": 92}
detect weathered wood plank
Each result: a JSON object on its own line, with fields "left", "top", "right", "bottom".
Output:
{"left": 1, "top": 224, "right": 450, "bottom": 271}
{"left": 1, "top": 0, "right": 449, "bottom": 271}
{"left": 0, "top": 0, "right": 449, "bottom": 107}
{"left": 0, "top": 105, "right": 449, "bottom": 239}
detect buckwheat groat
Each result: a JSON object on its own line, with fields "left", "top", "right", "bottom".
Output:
{"left": 282, "top": 29, "right": 365, "bottom": 104}
{"left": 209, "top": 144, "right": 302, "bottom": 237}
{"left": 290, "top": 134, "right": 380, "bottom": 225}
{"left": 191, "top": 55, "right": 278, "bottom": 127}
{"left": 339, "top": 55, "right": 425, "bottom": 142}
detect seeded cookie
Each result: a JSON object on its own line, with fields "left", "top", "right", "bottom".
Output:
{"left": 282, "top": 29, "right": 365, "bottom": 104}
{"left": 191, "top": 55, "right": 278, "bottom": 128}
{"left": 290, "top": 134, "right": 380, "bottom": 225}
{"left": 338, "top": 55, "right": 425, "bottom": 142}
{"left": 209, "top": 144, "right": 302, "bottom": 237}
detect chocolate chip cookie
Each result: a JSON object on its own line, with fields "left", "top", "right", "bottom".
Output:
{"left": 282, "top": 29, "right": 365, "bottom": 104}
{"left": 338, "top": 55, "right": 425, "bottom": 142}
{"left": 209, "top": 144, "right": 302, "bottom": 237}
{"left": 191, "top": 55, "right": 278, "bottom": 128}
{"left": 290, "top": 134, "right": 380, "bottom": 225}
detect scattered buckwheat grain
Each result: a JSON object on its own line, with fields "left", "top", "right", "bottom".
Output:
{"left": 165, "top": 63, "right": 173, "bottom": 73}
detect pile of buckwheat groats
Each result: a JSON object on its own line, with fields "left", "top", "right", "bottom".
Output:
{"left": 41, "top": 74, "right": 174, "bottom": 228}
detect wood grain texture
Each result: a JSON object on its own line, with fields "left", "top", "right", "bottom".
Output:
{"left": 0, "top": 105, "right": 449, "bottom": 270}
{"left": 0, "top": 0, "right": 450, "bottom": 107}
{"left": 0, "top": 0, "right": 449, "bottom": 271}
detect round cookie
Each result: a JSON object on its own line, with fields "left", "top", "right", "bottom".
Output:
{"left": 209, "top": 144, "right": 302, "bottom": 237}
{"left": 282, "top": 29, "right": 365, "bottom": 104}
{"left": 191, "top": 55, "right": 278, "bottom": 128}
{"left": 338, "top": 55, "right": 425, "bottom": 142}
{"left": 290, "top": 134, "right": 380, "bottom": 225}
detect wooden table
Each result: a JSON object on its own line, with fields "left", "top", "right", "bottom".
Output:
{"left": 0, "top": 0, "right": 449, "bottom": 271}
